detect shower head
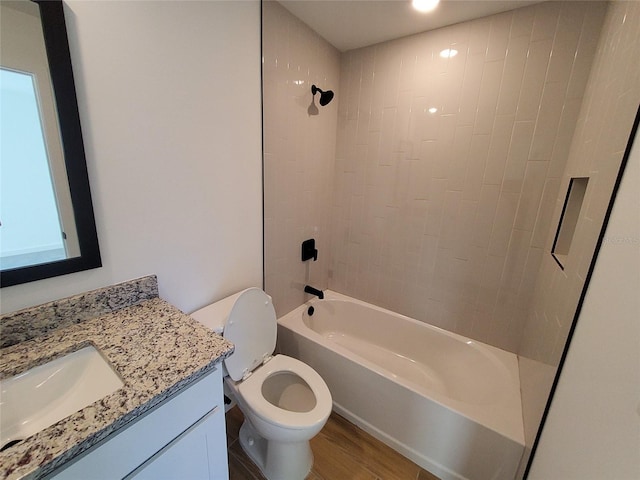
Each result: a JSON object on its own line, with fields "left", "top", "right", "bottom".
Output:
{"left": 311, "top": 84, "right": 334, "bottom": 106}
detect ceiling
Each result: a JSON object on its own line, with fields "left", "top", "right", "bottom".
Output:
{"left": 278, "top": 0, "right": 546, "bottom": 52}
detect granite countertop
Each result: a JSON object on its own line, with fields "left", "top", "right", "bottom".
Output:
{"left": 0, "top": 278, "right": 233, "bottom": 480}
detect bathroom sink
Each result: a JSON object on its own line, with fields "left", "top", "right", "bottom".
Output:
{"left": 0, "top": 345, "right": 123, "bottom": 451}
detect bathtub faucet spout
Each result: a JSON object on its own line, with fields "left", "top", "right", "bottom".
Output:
{"left": 304, "top": 285, "right": 324, "bottom": 300}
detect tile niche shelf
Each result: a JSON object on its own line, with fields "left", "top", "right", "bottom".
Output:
{"left": 551, "top": 177, "right": 590, "bottom": 270}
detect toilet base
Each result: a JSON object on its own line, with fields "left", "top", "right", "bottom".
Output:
{"left": 239, "top": 419, "right": 313, "bottom": 480}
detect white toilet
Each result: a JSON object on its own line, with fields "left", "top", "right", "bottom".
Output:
{"left": 191, "top": 288, "right": 332, "bottom": 480}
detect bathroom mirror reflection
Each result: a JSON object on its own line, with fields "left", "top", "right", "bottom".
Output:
{"left": 0, "top": 0, "right": 101, "bottom": 287}
{"left": 262, "top": 0, "right": 638, "bottom": 477}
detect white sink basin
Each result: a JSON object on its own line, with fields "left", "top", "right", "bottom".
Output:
{"left": 0, "top": 345, "right": 123, "bottom": 451}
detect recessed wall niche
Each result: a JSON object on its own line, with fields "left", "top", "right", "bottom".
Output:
{"left": 552, "top": 177, "right": 590, "bottom": 269}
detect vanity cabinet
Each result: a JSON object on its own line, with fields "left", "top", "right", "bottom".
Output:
{"left": 47, "top": 368, "right": 228, "bottom": 480}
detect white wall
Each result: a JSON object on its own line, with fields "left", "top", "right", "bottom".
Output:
{"left": 528, "top": 125, "right": 639, "bottom": 480}
{"left": 0, "top": 0, "right": 263, "bottom": 314}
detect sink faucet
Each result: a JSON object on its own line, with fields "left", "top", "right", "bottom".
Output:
{"left": 304, "top": 285, "right": 324, "bottom": 300}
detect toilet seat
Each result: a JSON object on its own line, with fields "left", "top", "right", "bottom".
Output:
{"left": 218, "top": 288, "right": 278, "bottom": 381}
{"left": 233, "top": 354, "right": 332, "bottom": 431}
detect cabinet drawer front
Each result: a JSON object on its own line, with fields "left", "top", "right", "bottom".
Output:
{"left": 48, "top": 367, "right": 223, "bottom": 480}
{"left": 127, "top": 405, "right": 228, "bottom": 480}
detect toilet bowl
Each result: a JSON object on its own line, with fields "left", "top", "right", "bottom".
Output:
{"left": 191, "top": 288, "right": 332, "bottom": 480}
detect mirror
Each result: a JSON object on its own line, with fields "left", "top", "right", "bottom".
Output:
{"left": 0, "top": 0, "right": 101, "bottom": 287}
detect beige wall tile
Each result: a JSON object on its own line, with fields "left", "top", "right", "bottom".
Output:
{"left": 265, "top": 1, "right": 609, "bottom": 358}
{"left": 518, "top": 0, "right": 639, "bottom": 456}
{"left": 488, "top": 191, "right": 520, "bottom": 257}
{"left": 510, "top": 5, "right": 536, "bottom": 39}
{"left": 503, "top": 121, "right": 536, "bottom": 193}
{"left": 530, "top": 81, "right": 568, "bottom": 161}
{"left": 496, "top": 35, "right": 529, "bottom": 116}
{"left": 531, "top": 1, "right": 561, "bottom": 42}
{"left": 463, "top": 134, "right": 491, "bottom": 201}
{"left": 483, "top": 115, "right": 516, "bottom": 185}
{"left": 531, "top": 177, "right": 561, "bottom": 248}
{"left": 514, "top": 160, "right": 550, "bottom": 231}
{"left": 458, "top": 53, "right": 485, "bottom": 126}
{"left": 263, "top": 1, "right": 340, "bottom": 316}
{"left": 472, "top": 184, "right": 501, "bottom": 248}
{"left": 474, "top": 60, "right": 506, "bottom": 135}
{"left": 546, "top": 3, "right": 585, "bottom": 85}
{"left": 487, "top": 12, "right": 513, "bottom": 61}
{"left": 516, "top": 39, "right": 553, "bottom": 122}
{"left": 323, "top": 1, "right": 608, "bottom": 354}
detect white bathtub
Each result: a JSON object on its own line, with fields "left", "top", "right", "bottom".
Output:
{"left": 277, "top": 291, "right": 524, "bottom": 480}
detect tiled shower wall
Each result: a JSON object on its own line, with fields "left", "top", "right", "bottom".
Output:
{"left": 519, "top": 0, "right": 640, "bottom": 449}
{"left": 520, "top": 0, "right": 640, "bottom": 366}
{"left": 328, "top": 1, "right": 606, "bottom": 353}
{"left": 262, "top": 1, "right": 340, "bottom": 317}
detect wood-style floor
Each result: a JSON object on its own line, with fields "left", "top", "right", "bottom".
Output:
{"left": 226, "top": 407, "right": 440, "bottom": 480}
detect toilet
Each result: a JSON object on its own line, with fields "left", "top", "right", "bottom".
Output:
{"left": 191, "top": 288, "right": 332, "bottom": 480}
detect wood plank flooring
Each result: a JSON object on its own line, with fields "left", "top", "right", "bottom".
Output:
{"left": 225, "top": 407, "right": 440, "bottom": 480}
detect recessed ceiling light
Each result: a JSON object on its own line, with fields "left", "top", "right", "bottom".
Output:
{"left": 439, "top": 48, "right": 458, "bottom": 59}
{"left": 412, "top": 0, "right": 440, "bottom": 13}
{"left": 428, "top": 107, "right": 438, "bottom": 114}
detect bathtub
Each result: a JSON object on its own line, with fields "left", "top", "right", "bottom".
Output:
{"left": 277, "top": 291, "right": 525, "bottom": 480}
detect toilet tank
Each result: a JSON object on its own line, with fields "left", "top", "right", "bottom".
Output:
{"left": 190, "top": 290, "right": 245, "bottom": 334}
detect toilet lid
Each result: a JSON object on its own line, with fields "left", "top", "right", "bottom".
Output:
{"left": 223, "top": 288, "right": 277, "bottom": 381}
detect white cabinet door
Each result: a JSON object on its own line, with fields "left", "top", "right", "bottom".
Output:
{"left": 128, "top": 406, "right": 228, "bottom": 480}
{"left": 47, "top": 368, "right": 227, "bottom": 480}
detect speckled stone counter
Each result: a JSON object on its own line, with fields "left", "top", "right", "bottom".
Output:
{"left": 0, "top": 280, "right": 233, "bottom": 480}
{"left": 0, "top": 276, "right": 159, "bottom": 349}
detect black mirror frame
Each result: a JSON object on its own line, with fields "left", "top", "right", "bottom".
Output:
{"left": 1, "top": 0, "right": 101, "bottom": 287}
